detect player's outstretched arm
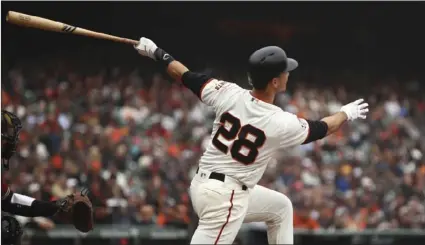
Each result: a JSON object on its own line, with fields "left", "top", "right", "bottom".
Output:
{"left": 134, "top": 37, "right": 232, "bottom": 107}
{"left": 133, "top": 37, "right": 189, "bottom": 81}
{"left": 303, "top": 98, "right": 368, "bottom": 143}
{"left": 321, "top": 98, "right": 369, "bottom": 135}
{"left": 280, "top": 98, "right": 369, "bottom": 148}
{"left": 319, "top": 111, "right": 348, "bottom": 136}
{"left": 2, "top": 185, "right": 60, "bottom": 217}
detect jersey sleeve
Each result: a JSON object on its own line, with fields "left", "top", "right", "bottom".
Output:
{"left": 200, "top": 79, "right": 241, "bottom": 108}
{"left": 277, "top": 112, "right": 310, "bottom": 149}
{"left": 181, "top": 71, "right": 241, "bottom": 109}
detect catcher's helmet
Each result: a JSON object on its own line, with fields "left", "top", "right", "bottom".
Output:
{"left": 1, "top": 214, "right": 23, "bottom": 245}
{"left": 248, "top": 46, "right": 298, "bottom": 90}
{"left": 1, "top": 110, "right": 22, "bottom": 170}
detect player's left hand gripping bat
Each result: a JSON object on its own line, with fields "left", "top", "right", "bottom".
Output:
{"left": 6, "top": 11, "right": 139, "bottom": 45}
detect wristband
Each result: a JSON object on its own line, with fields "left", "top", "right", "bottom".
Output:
{"left": 154, "top": 48, "right": 175, "bottom": 68}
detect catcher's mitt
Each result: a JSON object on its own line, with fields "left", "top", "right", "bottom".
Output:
{"left": 56, "top": 188, "right": 94, "bottom": 233}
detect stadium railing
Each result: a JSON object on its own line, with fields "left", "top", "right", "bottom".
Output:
{"left": 21, "top": 224, "right": 425, "bottom": 245}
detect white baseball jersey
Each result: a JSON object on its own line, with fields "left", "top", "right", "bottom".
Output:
{"left": 198, "top": 79, "right": 310, "bottom": 188}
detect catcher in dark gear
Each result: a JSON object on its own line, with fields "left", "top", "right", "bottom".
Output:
{"left": 1, "top": 110, "right": 94, "bottom": 234}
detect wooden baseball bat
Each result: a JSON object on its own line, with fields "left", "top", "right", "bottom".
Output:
{"left": 6, "top": 11, "right": 139, "bottom": 45}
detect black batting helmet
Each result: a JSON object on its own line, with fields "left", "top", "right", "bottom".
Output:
{"left": 247, "top": 46, "right": 298, "bottom": 90}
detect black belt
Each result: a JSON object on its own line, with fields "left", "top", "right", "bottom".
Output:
{"left": 196, "top": 168, "right": 248, "bottom": 191}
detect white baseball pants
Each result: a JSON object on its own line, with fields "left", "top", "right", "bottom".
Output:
{"left": 189, "top": 168, "right": 294, "bottom": 245}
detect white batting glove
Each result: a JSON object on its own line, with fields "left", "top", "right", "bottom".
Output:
{"left": 340, "top": 98, "right": 369, "bottom": 121}
{"left": 134, "top": 37, "right": 158, "bottom": 60}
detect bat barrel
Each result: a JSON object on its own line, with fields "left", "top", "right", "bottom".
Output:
{"left": 6, "top": 11, "right": 139, "bottom": 46}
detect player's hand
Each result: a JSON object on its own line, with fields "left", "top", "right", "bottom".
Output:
{"left": 54, "top": 188, "right": 94, "bottom": 233}
{"left": 340, "top": 98, "right": 369, "bottom": 121}
{"left": 134, "top": 37, "right": 158, "bottom": 60}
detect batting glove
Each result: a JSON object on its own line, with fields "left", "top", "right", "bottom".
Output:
{"left": 340, "top": 98, "right": 369, "bottom": 121}
{"left": 134, "top": 37, "right": 158, "bottom": 60}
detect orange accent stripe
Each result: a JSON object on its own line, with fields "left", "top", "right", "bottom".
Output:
{"left": 199, "top": 78, "right": 214, "bottom": 101}
{"left": 214, "top": 190, "right": 235, "bottom": 245}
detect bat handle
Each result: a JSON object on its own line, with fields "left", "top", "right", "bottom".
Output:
{"left": 121, "top": 38, "right": 139, "bottom": 46}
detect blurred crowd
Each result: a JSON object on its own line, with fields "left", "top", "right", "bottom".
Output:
{"left": 1, "top": 56, "right": 425, "bottom": 232}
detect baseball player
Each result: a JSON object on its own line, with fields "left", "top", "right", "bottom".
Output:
{"left": 134, "top": 38, "right": 369, "bottom": 244}
{"left": 2, "top": 111, "right": 63, "bottom": 210}
{"left": 1, "top": 110, "right": 93, "bottom": 245}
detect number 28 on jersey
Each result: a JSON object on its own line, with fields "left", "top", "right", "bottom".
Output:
{"left": 212, "top": 112, "right": 266, "bottom": 165}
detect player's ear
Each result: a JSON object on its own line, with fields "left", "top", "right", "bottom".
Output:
{"left": 271, "top": 78, "right": 279, "bottom": 89}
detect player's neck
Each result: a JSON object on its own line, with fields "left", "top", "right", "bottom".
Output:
{"left": 250, "top": 89, "right": 276, "bottom": 104}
